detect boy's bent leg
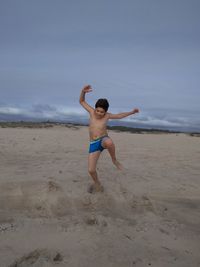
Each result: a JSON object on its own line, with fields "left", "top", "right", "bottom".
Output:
{"left": 88, "top": 151, "right": 104, "bottom": 192}
{"left": 102, "top": 138, "right": 123, "bottom": 170}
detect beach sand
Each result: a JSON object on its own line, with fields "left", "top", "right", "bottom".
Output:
{"left": 0, "top": 125, "right": 200, "bottom": 267}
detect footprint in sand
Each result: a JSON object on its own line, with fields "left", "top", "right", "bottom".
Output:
{"left": 84, "top": 215, "right": 108, "bottom": 228}
{"left": 47, "top": 180, "right": 61, "bottom": 192}
{"left": 85, "top": 215, "right": 99, "bottom": 225}
{"left": 131, "top": 195, "right": 154, "bottom": 213}
{"left": 0, "top": 222, "right": 15, "bottom": 233}
{"left": 8, "top": 249, "right": 63, "bottom": 267}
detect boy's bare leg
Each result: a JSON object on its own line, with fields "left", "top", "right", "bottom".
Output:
{"left": 88, "top": 151, "right": 104, "bottom": 192}
{"left": 102, "top": 138, "right": 123, "bottom": 170}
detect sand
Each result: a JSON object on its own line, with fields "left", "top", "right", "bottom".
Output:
{"left": 0, "top": 125, "right": 200, "bottom": 267}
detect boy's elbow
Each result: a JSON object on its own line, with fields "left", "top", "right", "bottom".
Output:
{"left": 79, "top": 100, "right": 86, "bottom": 107}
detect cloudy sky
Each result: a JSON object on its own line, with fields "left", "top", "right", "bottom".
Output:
{"left": 0, "top": 0, "right": 200, "bottom": 131}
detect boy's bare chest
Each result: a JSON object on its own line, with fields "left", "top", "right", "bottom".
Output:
{"left": 90, "top": 116, "right": 107, "bottom": 128}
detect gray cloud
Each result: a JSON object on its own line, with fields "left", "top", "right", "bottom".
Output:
{"left": 0, "top": 103, "right": 199, "bottom": 132}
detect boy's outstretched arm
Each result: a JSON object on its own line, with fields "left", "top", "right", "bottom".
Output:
{"left": 79, "top": 85, "right": 94, "bottom": 114}
{"left": 108, "top": 108, "right": 139, "bottom": 119}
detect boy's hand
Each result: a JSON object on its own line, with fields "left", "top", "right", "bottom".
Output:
{"left": 132, "top": 108, "right": 139, "bottom": 114}
{"left": 82, "top": 85, "right": 92, "bottom": 93}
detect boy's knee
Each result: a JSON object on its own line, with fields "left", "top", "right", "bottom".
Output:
{"left": 88, "top": 168, "right": 96, "bottom": 175}
{"left": 103, "top": 139, "right": 113, "bottom": 148}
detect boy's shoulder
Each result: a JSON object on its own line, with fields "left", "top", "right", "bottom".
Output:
{"left": 104, "top": 113, "right": 111, "bottom": 121}
{"left": 106, "top": 112, "right": 112, "bottom": 119}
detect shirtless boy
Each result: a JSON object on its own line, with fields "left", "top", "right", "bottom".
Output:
{"left": 79, "top": 85, "right": 139, "bottom": 193}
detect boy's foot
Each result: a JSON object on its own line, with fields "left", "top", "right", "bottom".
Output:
{"left": 87, "top": 183, "right": 104, "bottom": 194}
{"left": 95, "top": 184, "right": 104, "bottom": 192}
{"left": 113, "top": 160, "right": 123, "bottom": 170}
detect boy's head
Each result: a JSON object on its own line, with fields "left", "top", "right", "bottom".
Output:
{"left": 95, "top": 98, "right": 109, "bottom": 117}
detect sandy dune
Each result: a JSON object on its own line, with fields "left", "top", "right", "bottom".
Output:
{"left": 0, "top": 125, "right": 200, "bottom": 267}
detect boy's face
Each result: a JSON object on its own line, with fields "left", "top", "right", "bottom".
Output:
{"left": 95, "top": 107, "right": 106, "bottom": 118}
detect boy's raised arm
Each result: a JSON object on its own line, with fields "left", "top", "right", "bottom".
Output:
{"left": 79, "top": 85, "right": 94, "bottom": 114}
{"left": 108, "top": 108, "right": 139, "bottom": 119}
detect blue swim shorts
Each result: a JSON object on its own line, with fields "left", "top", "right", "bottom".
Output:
{"left": 89, "top": 135, "right": 110, "bottom": 153}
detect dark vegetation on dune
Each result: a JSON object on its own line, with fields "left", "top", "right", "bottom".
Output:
{"left": 0, "top": 121, "right": 199, "bottom": 136}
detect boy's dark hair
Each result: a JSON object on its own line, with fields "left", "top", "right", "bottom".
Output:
{"left": 95, "top": 98, "right": 109, "bottom": 112}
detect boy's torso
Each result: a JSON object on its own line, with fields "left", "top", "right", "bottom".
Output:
{"left": 89, "top": 112, "right": 109, "bottom": 140}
